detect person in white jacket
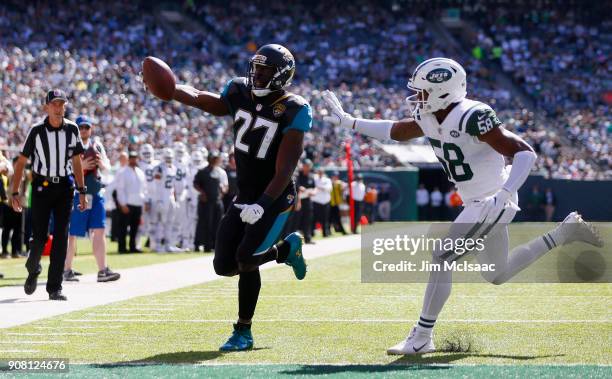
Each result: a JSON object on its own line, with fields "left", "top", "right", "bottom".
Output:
{"left": 311, "top": 168, "right": 332, "bottom": 237}
{"left": 114, "top": 150, "right": 147, "bottom": 254}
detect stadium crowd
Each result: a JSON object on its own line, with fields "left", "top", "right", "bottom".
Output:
{"left": 463, "top": 0, "right": 610, "bottom": 178}
{"left": 192, "top": 0, "right": 610, "bottom": 179}
{"left": 0, "top": 0, "right": 609, "bottom": 178}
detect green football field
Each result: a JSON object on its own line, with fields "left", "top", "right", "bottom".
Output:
{"left": 0, "top": 238, "right": 198, "bottom": 287}
{"left": 0, "top": 224, "right": 610, "bottom": 378}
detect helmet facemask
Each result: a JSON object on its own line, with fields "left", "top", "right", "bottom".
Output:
{"left": 175, "top": 150, "right": 186, "bottom": 162}
{"left": 163, "top": 149, "right": 174, "bottom": 165}
{"left": 140, "top": 145, "right": 154, "bottom": 164}
{"left": 405, "top": 80, "right": 430, "bottom": 116}
{"left": 248, "top": 60, "right": 278, "bottom": 97}
{"left": 247, "top": 49, "right": 295, "bottom": 97}
{"left": 141, "top": 151, "right": 152, "bottom": 163}
{"left": 405, "top": 58, "right": 467, "bottom": 116}
{"left": 405, "top": 79, "right": 450, "bottom": 116}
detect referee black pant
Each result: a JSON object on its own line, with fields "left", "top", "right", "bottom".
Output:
{"left": 2, "top": 203, "right": 22, "bottom": 255}
{"left": 296, "top": 199, "right": 313, "bottom": 243}
{"left": 26, "top": 178, "right": 73, "bottom": 294}
{"left": 195, "top": 199, "right": 224, "bottom": 251}
{"left": 117, "top": 205, "right": 142, "bottom": 252}
{"left": 329, "top": 205, "right": 347, "bottom": 235}
{"left": 312, "top": 202, "right": 330, "bottom": 237}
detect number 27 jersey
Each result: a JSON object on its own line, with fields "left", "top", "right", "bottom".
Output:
{"left": 414, "top": 98, "right": 509, "bottom": 202}
{"left": 220, "top": 77, "right": 312, "bottom": 200}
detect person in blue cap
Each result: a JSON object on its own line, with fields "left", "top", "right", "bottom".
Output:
{"left": 64, "top": 115, "right": 120, "bottom": 283}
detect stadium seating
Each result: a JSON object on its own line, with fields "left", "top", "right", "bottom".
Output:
{"left": 1, "top": 0, "right": 609, "bottom": 178}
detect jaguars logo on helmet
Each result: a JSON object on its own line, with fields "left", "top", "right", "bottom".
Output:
{"left": 248, "top": 44, "right": 296, "bottom": 97}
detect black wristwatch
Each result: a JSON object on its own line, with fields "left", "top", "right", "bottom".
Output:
{"left": 77, "top": 186, "right": 88, "bottom": 194}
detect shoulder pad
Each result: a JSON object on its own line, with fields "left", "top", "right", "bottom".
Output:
{"left": 284, "top": 93, "right": 309, "bottom": 107}
{"left": 460, "top": 102, "right": 502, "bottom": 136}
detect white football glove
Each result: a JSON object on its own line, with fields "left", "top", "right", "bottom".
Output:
{"left": 478, "top": 189, "right": 520, "bottom": 226}
{"left": 321, "top": 90, "right": 355, "bottom": 129}
{"left": 234, "top": 203, "right": 264, "bottom": 224}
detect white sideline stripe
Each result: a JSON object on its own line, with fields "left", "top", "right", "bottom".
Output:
{"left": 189, "top": 290, "right": 235, "bottom": 293}
{"left": 159, "top": 299, "right": 214, "bottom": 302}
{"left": 0, "top": 340, "right": 67, "bottom": 344}
{"left": 0, "top": 235, "right": 361, "bottom": 329}
{"left": 136, "top": 300, "right": 210, "bottom": 306}
{"left": 168, "top": 291, "right": 225, "bottom": 300}
{"left": 0, "top": 350, "right": 40, "bottom": 353}
{"left": 32, "top": 325, "right": 124, "bottom": 330}
{"left": 140, "top": 302, "right": 205, "bottom": 304}
{"left": 145, "top": 294, "right": 612, "bottom": 299}
{"left": 85, "top": 313, "right": 163, "bottom": 317}
{"left": 104, "top": 307, "right": 176, "bottom": 311}
{"left": 4, "top": 332, "right": 97, "bottom": 336}
{"left": 264, "top": 279, "right": 357, "bottom": 282}
{"left": 64, "top": 318, "right": 612, "bottom": 324}
{"left": 166, "top": 295, "right": 234, "bottom": 299}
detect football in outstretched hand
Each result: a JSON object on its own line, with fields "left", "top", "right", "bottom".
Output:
{"left": 142, "top": 56, "right": 176, "bottom": 101}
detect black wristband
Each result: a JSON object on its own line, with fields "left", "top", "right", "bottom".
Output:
{"left": 255, "top": 194, "right": 274, "bottom": 210}
{"left": 12, "top": 192, "right": 19, "bottom": 197}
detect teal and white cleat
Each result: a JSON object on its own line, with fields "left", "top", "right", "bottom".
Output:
{"left": 219, "top": 324, "right": 254, "bottom": 352}
{"left": 284, "top": 232, "right": 307, "bottom": 280}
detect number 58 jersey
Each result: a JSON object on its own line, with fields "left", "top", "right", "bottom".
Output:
{"left": 414, "top": 98, "right": 509, "bottom": 202}
{"left": 220, "top": 77, "right": 312, "bottom": 201}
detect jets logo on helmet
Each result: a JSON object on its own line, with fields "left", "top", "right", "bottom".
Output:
{"left": 406, "top": 57, "right": 467, "bottom": 116}
{"left": 426, "top": 68, "right": 452, "bottom": 83}
{"left": 248, "top": 44, "right": 295, "bottom": 97}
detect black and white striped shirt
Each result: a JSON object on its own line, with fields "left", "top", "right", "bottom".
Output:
{"left": 20, "top": 117, "right": 84, "bottom": 177}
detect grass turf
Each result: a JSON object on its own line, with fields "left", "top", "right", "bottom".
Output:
{"left": 0, "top": 227, "right": 346, "bottom": 287}
{"left": 0, "top": 238, "right": 204, "bottom": 287}
{"left": 0, "top": 223, "right": 610, "bottom": 377}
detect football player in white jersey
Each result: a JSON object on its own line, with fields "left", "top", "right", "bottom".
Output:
{"left": 322, "top": 57, "right": 603, "bottom": 355}
{"left": 182, "top": 150, "right": 208, "bottom": 251}
{"left": 138, "top": 143, "right": 159, "bottom": 250}
{"left": 152, "top": 148, "right": 181, "bottom": 252}
{"left": 173, "top": 141, "right": 191, "bottom": 251}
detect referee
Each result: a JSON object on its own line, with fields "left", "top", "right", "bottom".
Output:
{"left": 11, "top": 89, "right": 88, "bottom": 301}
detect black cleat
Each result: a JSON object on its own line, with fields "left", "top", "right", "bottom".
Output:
{"left": 24, "top": 273, "right": 39, "bottom": 295}
{"left": 49, "top": 290, "right": 68, "bottom": 301}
